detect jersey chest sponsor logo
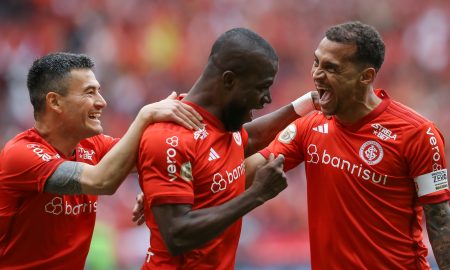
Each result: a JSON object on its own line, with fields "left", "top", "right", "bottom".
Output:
{"left": 211, "top": 160, "right": 245, "bottom": 193}
{"left": 371, "top": 123, "right": 397, "bottom": 141}
{"left": 44, "top": 196, "right": 97, "bottom": 216}
{"left": 307, "top": 144, "right": 388, "bottom": 185}
{"left": 359, "top": 140, "right": 384, "bottom": 165}
{"left": 27, "top": 144, "right": 60, "bottom": 162}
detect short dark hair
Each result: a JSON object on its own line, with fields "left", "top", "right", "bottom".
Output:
{"left": 27, "top": 52, "right": 94, "bottom": 118}
{"left": 325, "top": 21, "right": 385, "bottom": 71}
{"left": 208, "top": 27, "right": 278, "bottom": 76}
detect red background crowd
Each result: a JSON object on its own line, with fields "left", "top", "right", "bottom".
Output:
{"left": 1, "top": 0, "right": 449, "bottom": 269}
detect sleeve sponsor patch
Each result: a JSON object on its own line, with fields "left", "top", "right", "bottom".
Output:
{"left": 414, "top": 169, "right": 448, "bottom": 197}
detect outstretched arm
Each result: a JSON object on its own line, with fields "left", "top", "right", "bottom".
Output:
{"left": 424, "top": 201, "right": 450, "bottom": 270}
{"left": 44, "top": 93, "right": 203, "bottom": 195}
{"left": 153, "top": 154, "right": 286, "bottom": 256}
{"left": 244, "top": 91, "right": 317, "bottom": 157}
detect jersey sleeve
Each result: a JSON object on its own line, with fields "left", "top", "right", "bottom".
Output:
{"left": 0, "top": 142, "right": 64, "bottom": 192}
{"left": 405, "top": 123, "right": 449, "bottom": 204}
{"left": 138, "top": 128, "right": 195, "bottom": 207}
{"left": 259, "top": 118, "right": 305, "bottom": 171}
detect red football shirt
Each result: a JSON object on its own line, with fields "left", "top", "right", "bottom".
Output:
{"left": 138, "top": 102, "right": 248, "bottom": 270}
{"left": 0, "top": 128, "right": 117, "bottom": 270}
{"left": 261, "top": 90, "right": 449, "bottom": 269}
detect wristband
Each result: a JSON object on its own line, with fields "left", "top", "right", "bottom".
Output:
{"left": 291, "top": 91, "right": 316, "bottom": 116}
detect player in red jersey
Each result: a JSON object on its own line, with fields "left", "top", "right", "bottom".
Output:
{"left": 137, "top": 28, "right": 318, "bottom": 269}
{"left": 0, "top": 52, "right": 203, "bottom": 270}
{"left": 246, "top": 21, "right": 450, "bottom": 269}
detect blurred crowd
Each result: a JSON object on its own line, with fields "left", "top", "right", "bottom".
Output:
{"left": 1, "top": 0, "right": 449, "bottom": 269}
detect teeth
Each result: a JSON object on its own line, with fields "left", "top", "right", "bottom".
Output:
{"left": 89, "top": 113, "right": 101, "bottom": 119}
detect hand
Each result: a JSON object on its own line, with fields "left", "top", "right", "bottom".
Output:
{"left": 131, "top": 192, "right": 145, "bottom": 226}
{"left": 251, "top": 153, "right": 287, "bottom": 203}
{"left": 141, "top": 92, "right": 203, "bottom": 130}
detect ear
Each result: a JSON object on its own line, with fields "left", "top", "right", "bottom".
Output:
{"left": 222, "top": 70, "right": 236, "bottom": 89}
{"left": 360, "top": 67, "right": 376, "bottom": 85}
{"left": 46, "top": 92, "right": 63, "bottom": 113}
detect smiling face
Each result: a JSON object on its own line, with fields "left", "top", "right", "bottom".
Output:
{"left": 57, "top": 68, "right": 106, "bottom": 139}
{"left": 311, "top": 37, "right": 366, "bottom": 118}
{"left": 222, "top": 55, "right": 278, "bottom": 131}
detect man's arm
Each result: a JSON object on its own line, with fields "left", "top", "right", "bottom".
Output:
{"left": 152, "top": 154, "right": 286, "bottom": 256}
{"left": 244, "top": 152, "right": 268, "bottom": 189}
{"left": 243, "top": 91, "right": 317, "bottom": 157}
{"left": 424, "top": 201, "right": 450, "bottom": 270}
{"left": 44, "top": 93, "right": 203, "bottom": 195}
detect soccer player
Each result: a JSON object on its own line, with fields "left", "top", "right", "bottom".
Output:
{"left": 137, "top": 28, "right": 317, "bottom": 269}
{"left": 0, "top": 52, "right": 203, "bottom": 269}
{"left": 246, "top": 21, "right": 450, "bottom": 269}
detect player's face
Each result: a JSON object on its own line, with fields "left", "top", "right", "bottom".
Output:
{"left": 311, "top": 38, "right": 365, "bottom": 117}
{"left": 59, "top": 69, "right": 106, "bottom": 139}
{"left": 223, "top": 57, "right": 278, "bottom": 131}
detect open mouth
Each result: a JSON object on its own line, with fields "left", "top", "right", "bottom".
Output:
{"left": 88, "top": 112, "right": 101, "bottom": 121}
{"left": 317, "top": 87, "right": 333, "bottom": 106}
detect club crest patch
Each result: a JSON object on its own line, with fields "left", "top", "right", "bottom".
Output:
{"left": 233, "top": 132, "right": 242, "bottom": 146}
{"left": 359, "top": 140, "right": 384, "bottom": 165}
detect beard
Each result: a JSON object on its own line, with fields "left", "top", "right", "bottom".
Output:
{"left": 222, "top": 102, "right": 248, "bottom": 132}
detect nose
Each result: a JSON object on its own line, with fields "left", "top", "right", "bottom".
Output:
{"left": 311, "top": 66, "right": 325, "bottom": 81}
{"left": 263, "top": 91, "right": 272, "bottom": 104}
{"left": 95, "top": 92, "right": 107, "bottom": 108}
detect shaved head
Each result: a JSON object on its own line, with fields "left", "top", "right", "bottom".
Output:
{"left": 207, "top": 28, "right": 278, "bottom": 77}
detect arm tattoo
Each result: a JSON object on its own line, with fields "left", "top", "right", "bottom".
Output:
{"left": 44, "top": 161, "right": 83, "bottom": 195}
{"left": 424, "top": 201, "right": 450, "bottom": 269}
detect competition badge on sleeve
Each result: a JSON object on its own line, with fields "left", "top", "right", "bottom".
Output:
{"left": 278, "top": 124, "right": 296, "bottom": 144}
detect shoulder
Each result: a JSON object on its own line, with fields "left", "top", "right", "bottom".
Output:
{"left": 1, "top": 130, "right": 62, "bottom": 179}
{"left": 140, "top": 122, "right": 196, "bottom": 153}
{"left": 81, "top": 134, "right": 118, "bottom": 149}
{"left": 2, "top": 129, "right": 57, "bottom": 162}
{"left": 385, "top": 100, "right": 430, "bottom": 128}
{"left": 291, "top": 111, "right": 328, "bottom": 132}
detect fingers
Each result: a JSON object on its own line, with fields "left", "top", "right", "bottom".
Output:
{"left": 136, "top": 215, "right": 145, "bottom": 226}
{"left": 132, "top": 193, "right": 145, "bottom": 224}
{"left": 267, "top": 154, "right": 285, "bottom": 170}
{"left": 175, "top": 103, "right": 203, "bottom": 130}
{"left": 166, "top": 91, "right": 178, "bottom": 100}
{"left": 148, "top": 98, "right": 203, "bottom": 130}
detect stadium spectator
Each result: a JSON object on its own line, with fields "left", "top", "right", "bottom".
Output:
{"left": 246, "top": 21, "right": 450, "bottom": 269}
{"left": 0, "top": 52, "right": 203, "bottom": 269}
{"left": 137, "top": 28, "right": 317, "bottom": 269}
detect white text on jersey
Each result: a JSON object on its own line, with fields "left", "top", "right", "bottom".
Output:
{"left": 307, "top": 144, "right": 388, "bottom": 185}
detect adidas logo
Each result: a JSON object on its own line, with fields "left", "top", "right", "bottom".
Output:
{"left": 208, "top": 147, "right": 220, "bottom": 161}
{"left": 312, "top": 123, "right": 328, "bottom": 134}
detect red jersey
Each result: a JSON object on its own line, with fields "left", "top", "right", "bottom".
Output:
{"left": 0, "top": 128, "right": 117, "bottom": 270}
{"left": 261, "top": 90, "right": 449, "bottom": 270}
{"left": 137, "top": 102, "right": 248, "bottom": 270}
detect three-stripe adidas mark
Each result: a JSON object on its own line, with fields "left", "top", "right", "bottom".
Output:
{"left": 312, "top": 123, "right": 328, "bottom": 134}
{"left": 208, "top": 147, "right": 220, "bottom": 161}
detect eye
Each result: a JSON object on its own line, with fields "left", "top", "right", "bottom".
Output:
{"left": 313, "top": 59, "right": 319, "bottom": 67}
